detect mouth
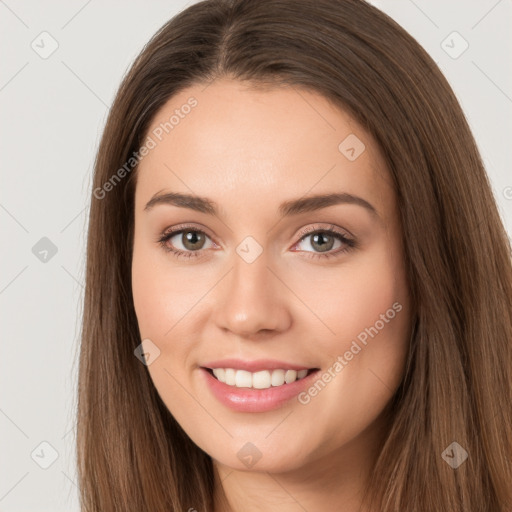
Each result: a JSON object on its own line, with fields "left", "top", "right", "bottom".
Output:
{"left": 203, "top": 367, "right": 320, "bottom": 389}
{"left": 200, "top": 364, "right": 322, "bottom": 412}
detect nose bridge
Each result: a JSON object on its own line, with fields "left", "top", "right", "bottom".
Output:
{"left": 213, "top": 241, "right": 291, "bottom": 336}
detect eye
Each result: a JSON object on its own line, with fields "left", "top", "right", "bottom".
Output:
{"left": 157, "top": 225, "right": 216, "bottom": 259}
{"left": 292, "top": 227, "right": 356, "bottom": 260}
{"left": 157, "top": 224, "right": 357, "bottom": 261}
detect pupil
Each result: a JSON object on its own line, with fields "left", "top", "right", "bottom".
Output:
{"left": 183, "top": 231, "right": 204, "bottom": 250}
{"left": 312, "top": 233, "right": 334, "bottom": 252}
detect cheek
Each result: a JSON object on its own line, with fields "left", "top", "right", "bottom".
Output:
{"left": 131, "top": 244, "right": 212, "bottom": 390}
{"left": 131, "top": 243, "right": 197, "bottom": 339}
{"left": 293, "top": 246, "right": 410, "bottom": 445}
{"left": 310, "top": 245, "right": 406, "bottom": 326}
{"left": 131, "top": 247, "right": 200, "bottom": 415}
{"left": 308, "top": 242, "right": 410, "bottom": 381}
{"left": 131, "top": 255, "right": 165, "bottom": 337}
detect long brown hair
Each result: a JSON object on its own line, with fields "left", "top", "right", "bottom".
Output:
{"left": 77, "top": 0, "right": 512, "bottom": 510}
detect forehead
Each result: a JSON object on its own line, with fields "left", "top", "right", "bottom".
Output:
{"left": 135, "top": 78, "right": 393, "bottom": 221}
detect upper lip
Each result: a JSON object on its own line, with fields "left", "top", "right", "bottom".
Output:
{"left": 201, "top": 359, "right": 316, "bottom": 372}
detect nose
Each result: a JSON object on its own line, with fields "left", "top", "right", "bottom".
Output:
{"left": 212, "top": 249, "right": 292, "bottom": 339}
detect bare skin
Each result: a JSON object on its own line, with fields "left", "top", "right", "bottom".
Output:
{"left": 131, "top": 78, "right": 412, "bottom": 511}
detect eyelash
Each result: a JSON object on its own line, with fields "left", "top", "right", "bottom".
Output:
{"left": 156, "top": 224, "right": 357, "bottom": 261}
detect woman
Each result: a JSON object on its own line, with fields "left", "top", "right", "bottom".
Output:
{"left": 77, "top": 0, "right": 512, "bottom": 510}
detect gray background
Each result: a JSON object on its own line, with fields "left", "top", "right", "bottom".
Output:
{"left": 0, "top": 0, "right": 510, "bottom": 510}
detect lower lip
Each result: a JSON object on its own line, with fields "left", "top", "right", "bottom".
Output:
{"left": 201, "top": 368, "right": 320, "bottom": 412}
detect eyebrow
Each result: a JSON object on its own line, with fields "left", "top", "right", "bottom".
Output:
{"left": 144, "top": 191, "right": 378, "bottom": 218}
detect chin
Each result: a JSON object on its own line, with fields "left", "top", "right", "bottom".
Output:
{"left": 208, "top": 439, "right": 312, "bottom": 474}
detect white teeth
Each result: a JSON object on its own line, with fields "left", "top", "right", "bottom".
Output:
{"left": 212, "top": 368, "right": 225, "bottom": 381}
{"left": 271, "top": 369, "right": 285, "bottom": 387}
{"left": 252, "top": 370, "right": 271, "bottom": 389}
{"left": 225, "top": 368, "right": 236, "bottom": 386}
{"left": 235, "top": 370, "right": 252, "bottom": 388}
{"left": 297, "top": 369, "right": 308, "bottom": 379}
{"left": 284, "top": 369, "right": 297, "bottom": 383}
{"left": 210, "top": 368, "right": 311, "bottom": 388}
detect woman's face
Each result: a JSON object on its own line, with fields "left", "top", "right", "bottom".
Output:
{"left": 131, "top": 78, "right": 411, "bottom": 474}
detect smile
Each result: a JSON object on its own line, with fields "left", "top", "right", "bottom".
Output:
{"left": 200, "top": 360, "right": 321, "bottom": 412}
{"left": 207, "top": 368, "right": 313, "bottom": 389}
